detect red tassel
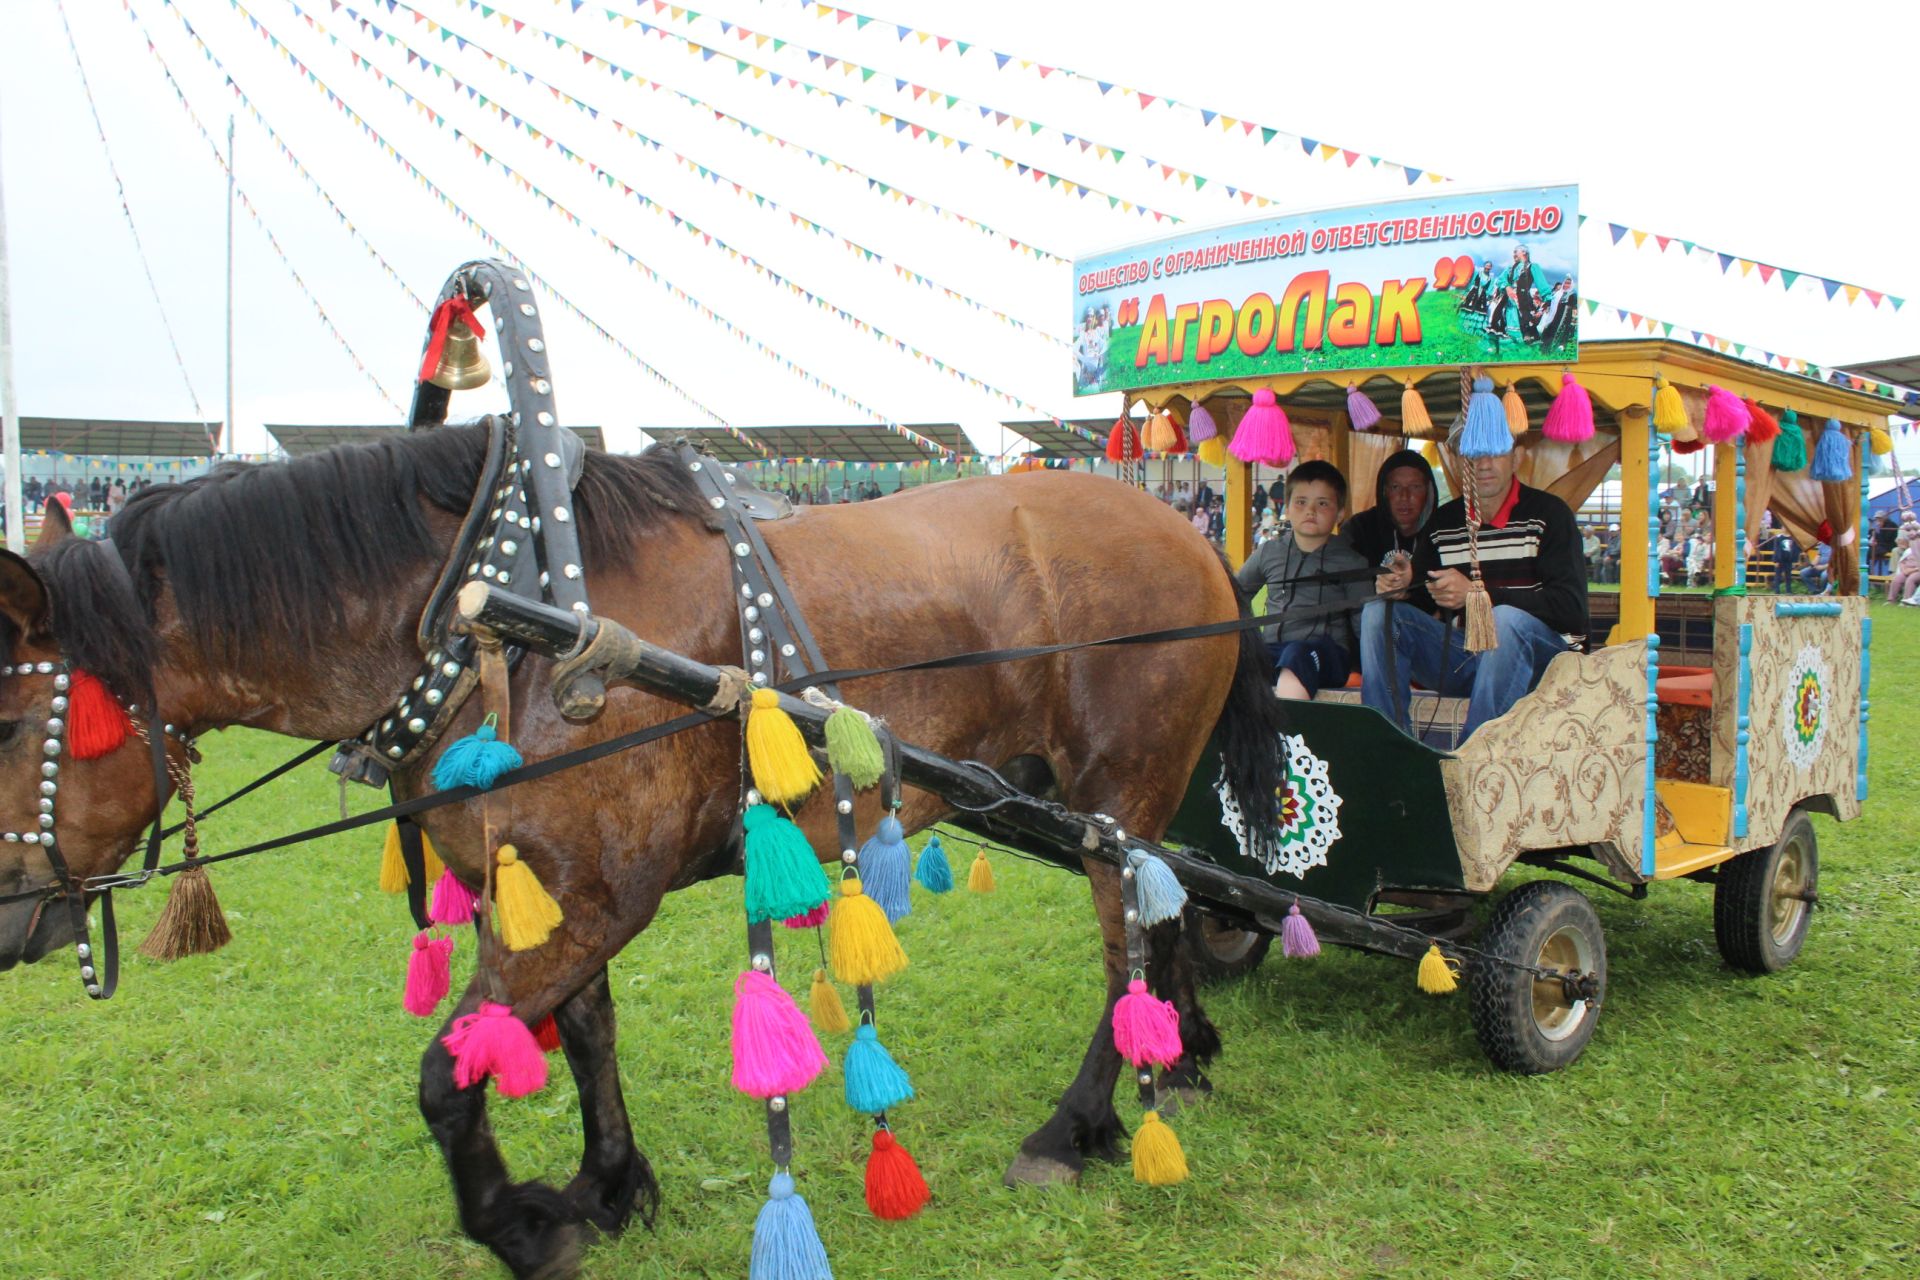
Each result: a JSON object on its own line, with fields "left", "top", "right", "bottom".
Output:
{"left": 864, "top": 1129, "right": 930, "bottom": 1220}
{"left": 533, "top": 1013, "right": 563, "bottom": 1053}
{"left": 1671, "top": 436, "right": 1706, "bottom": 455}
{"left": 67, "top": 670, "right": 132, "bottom": 760}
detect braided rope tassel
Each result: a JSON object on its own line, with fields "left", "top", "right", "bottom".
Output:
{"left": 1461, "top": 481, "right": 1498, "bottom": 653}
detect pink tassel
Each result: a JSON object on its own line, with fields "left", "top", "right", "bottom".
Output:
{"left": 429, "top": 868, "right": 478, "bottom": 926}
{"left": 1228, "top": 388, "right": 1296, "bottom": 466}
{"left": 1281, "top": 901, "right": 1321, "bottom": 958}
{"left": 1701, "top": 385, "right": 1751, "bottom": 443}
{"left": 1111, "top": 978, "right": 1184, "bottom": 1068}
{"left": 781, "top": 902, "right": 832, "bottom": 929}
{"left": 403, "top": 931, "right": 454, "bottom": 1017}
{"left": 442, "top": 1002, "right": 549, "bottom": 1097}
{"left": 1541, "top": 372, "right": 1595, "bottom": 443}
{"left": 1345, "top": 383, "right": 1381, "bottom": 431}
{"left": 731, "top": 970, "right": 829, "bottom": 1098}
{"left": 1186, "top": 400, "right": 1217, "bottom": 443}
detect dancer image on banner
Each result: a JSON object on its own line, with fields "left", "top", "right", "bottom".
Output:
{"left": 1486, "top": 244, "right": 1550, "bottom": 344}
{"left": 1459, "top": 260, "right": 1495, "bottom": 316}
{"left": 1537, "top": 278, "right": 1578, "bottom": 350}
{"left": 1074, "top": 304, "right": 1112, "bottom": 390}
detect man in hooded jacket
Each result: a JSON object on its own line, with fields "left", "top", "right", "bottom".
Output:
{"left": 1342, "top": 448, "right": 1438, "bottom": 575}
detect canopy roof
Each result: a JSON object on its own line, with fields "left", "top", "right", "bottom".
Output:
{"left": 656, "top": 424, "right": 973, "bottom": 464}
{"left": 15, "top": 417, "right": 216, "bottom": 457}
{"left": 997, "top": 419, "right": 1111, "bottom": 459}
{"left": 267, "top": 423, "right": 606, "bottom": 456}
{"left": 1835, "top": 356, "right": 1920, "bottom": 408}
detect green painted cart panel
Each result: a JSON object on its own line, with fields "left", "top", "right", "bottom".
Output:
{"left": 1165, "top": 699, "right": 1465, "bottom": 912}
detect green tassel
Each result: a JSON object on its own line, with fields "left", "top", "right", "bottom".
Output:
{"left": 1771, "top": 409, "right": 1807, "bottom": 473}
{"left": 743, "top": 804, "right": 832, "bottom": 924}
{"left": 824, "top": 705, "right": 885, "bottom": 789}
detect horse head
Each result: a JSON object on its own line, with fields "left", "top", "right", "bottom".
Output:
{"left": 0, "top": 527, "right": 173, "bottom": 972}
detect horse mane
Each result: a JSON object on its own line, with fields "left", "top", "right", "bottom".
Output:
{"left": 27, "top": 425, "right": 709, "bottom": 696}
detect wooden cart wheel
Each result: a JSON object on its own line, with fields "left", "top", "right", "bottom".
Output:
{"left": 1468, "top": 881, "right": 1607, "bottom": 1074}
{"left": 1182, "top": 905, "right": 1272, "bottom": 987}
{"left": 1714, "top": 808, "right": 1818, "bottom": 974}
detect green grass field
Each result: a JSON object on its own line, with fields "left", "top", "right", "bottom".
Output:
{"left": 1089, "top": 291, "right": 1575, "bottom": 394}
{"left": 4, "top": 610, "right": 1917, "bottom": 1279}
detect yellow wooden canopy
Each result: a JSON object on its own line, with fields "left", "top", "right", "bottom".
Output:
{"left": 1136, "top": 338, "right": 1895, "bottom": 643}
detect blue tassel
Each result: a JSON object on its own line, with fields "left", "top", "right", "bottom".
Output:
{"left": 1457, "top": 376, "right": 1512, "bottom": 458}
{"left": 844, "top": 1022, "right": 914, "bottom": 1114}
{"left": 1810, "top": 418, "right": 1853, "bottom": 482}
{"left": 914, "top": 834, "right": 953, "bottom": 894}
{"left": 431, "top": 715, "right": 523, "bottom": 791}
{"left": 1128, "top": 850, "right": 1188, "bottom": 927}
{"left": 749, "top": 1172, "right": 833, "bottom": 1280}
{"left": 858, "top": 815, "right": 912, "bottom": 924}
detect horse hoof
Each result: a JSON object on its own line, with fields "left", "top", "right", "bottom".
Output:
{"left": 1153, "top": 1083, "right": 1208, "bottom": 1117}
{"left": 1002, "top": 1152, "right": 1081, "bottom": 1187}
{"left": 484, "top": 1181, "right": 585, "bottom": 1280}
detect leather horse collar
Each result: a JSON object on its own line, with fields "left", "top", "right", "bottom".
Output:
{"left": 330, "top": 259, "right": 593, "bottom": 788}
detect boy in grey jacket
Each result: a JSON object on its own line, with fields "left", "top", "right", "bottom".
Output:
{"left": 1234, "top": 460, "right": 1372, "bottom": 699}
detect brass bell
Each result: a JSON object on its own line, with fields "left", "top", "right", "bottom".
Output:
{"left": 428, "top": 319, "right": 491, "bottom": 391}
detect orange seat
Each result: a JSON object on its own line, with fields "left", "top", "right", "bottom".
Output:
{"left": 1656, "top": 671, "right": 1713, "bottom": 709}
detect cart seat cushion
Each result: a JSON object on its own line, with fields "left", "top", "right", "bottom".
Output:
{"left": 1655, "top": 670, "right": 1713, "bottom": 709}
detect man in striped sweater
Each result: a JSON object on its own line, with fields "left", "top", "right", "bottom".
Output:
{"left": 1359, "top": 444, "right": 1588, "bottom": 739}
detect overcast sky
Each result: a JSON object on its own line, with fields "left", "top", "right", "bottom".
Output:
{"left": 4, "top": 0, "right": 1917, "bottom": 460}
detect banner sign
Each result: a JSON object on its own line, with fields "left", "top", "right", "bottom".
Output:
{"left": 1071, "top": 184, "right": 1579, "bottom": 395}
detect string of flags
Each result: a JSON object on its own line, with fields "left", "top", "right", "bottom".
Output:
{"left": 743, "top": 1, "right": 1910, "bottom": 313}
{"left": 294, "top": 0, "right": 1075, "bottom": 447}
{"left": 233, "top": 0, "right": 966, "bottom": 456}
{"left": 148, "top": 0, "right": 752, "bottom": 440}
{"left": 1583, "top": 296, "right": 1919, "bottom": 404}
{"left": 337, "top": 0, "right": 1069, "bottom": 347}
{"left": 131, "top": 4, "right": 403, "bottom": 413}
{"left": 1590, "top": 217, "right": 1903, "bottom": 311}
{"left": 458, "top": 0, "right": 1188, "bottom": 222}
{"left": 332, "top": 0, "right": 1075, "bottom": 264}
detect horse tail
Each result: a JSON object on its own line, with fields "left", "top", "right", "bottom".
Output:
{"left": 1211, "top": 559, "right": 1288, "bottom": 862}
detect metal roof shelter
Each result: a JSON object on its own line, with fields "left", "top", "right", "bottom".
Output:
{"left": 1835, "top": 356, "right": 1920, "bottom": 408}
{"left": 658, "top": 424, "right": 972, "bottom": 464}
{"left": 267, "top": 423, "right": 607, "bottom": 456}
{"left": 17, "top": 417, "right": 216, "bottom": 457}
{"left": 997, "top": 419, "right": 1109, "bottom": 459}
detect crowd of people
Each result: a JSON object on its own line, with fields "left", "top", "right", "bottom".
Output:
{"left": 780, "top": 479, "right": 888, "bottom": 505}
{"left": 11, "top": 475, "right": 152, "bottom": 515}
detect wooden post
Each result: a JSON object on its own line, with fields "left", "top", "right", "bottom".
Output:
{"left": 1225, "top": 456, "right": 1252, "bottom": 568}
{"left": 1610, "top": 408, "right": 1655, "bottom": 644}
{"left": 1713, "top": 440, "right": 1737, "bottom": 591}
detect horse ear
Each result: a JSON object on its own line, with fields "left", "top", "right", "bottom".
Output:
{"left": 32, "top": 498, "right": 73, "bottom": 552}
{"left": 0, "top": 551, "right": 51, "bottom": 638}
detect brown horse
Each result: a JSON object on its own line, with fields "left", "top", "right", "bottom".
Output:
{"left": 0, "top": 426, "right": 1284, "bottom": 1278}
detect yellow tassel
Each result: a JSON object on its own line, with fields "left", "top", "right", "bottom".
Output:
{"left": 1131, "top": 1110, "right": 1189, "bottom": 1185}
{"left": 1462, "top": 578, "right": 1498, "bottom": 653}
{"left": 828, "top": 877, "right": 907, "bottom": 986}
{"left": 1502, "top": 383, "right": 1528, "bottom": 437}
{"left": 1196, "top": 435, "right": 1228, "bottom": 468}
{"left": 420, "top": 830, "right": 445, "bottom": 883}
{"left": 1870, "top": 425, "right": 1894, "bottom": 456}
{"left": 1420, "top": 441, "right": 1441, "bottom": 467}
{"left": 809, "top": 967, "right": 852, "bottom": 1034}
{"left": 745, "top": 687, "right": 822, "bottom": 807}
{"left": 379, "top": 822, "right": 409, "bottom": 893}
{"left": 967, "top": 849, "right": 996, "bottom": 893}
{"left": 494, "top": 844, "right": 564, "bottom": 952}
{"left": 1653, "top": 375, "right": 1693, "bottom": 438}
{"left": 1416, "top": 943, "right": 1459, "bottom": 995}
{"left": 1400, "top": 379, "right": 1432, "bottom": 433}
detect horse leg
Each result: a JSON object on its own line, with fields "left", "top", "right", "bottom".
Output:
{"left": 1148, "top": 920, "right": 1221, "bottom": 1116}
{"left": 1002, "top": 857, "right": 1131, "bottom": 1187}
{"left": 420, "top": 979, "right": 583, "bottom": 1280}
{"left": 552, "top": 966, "right": 659, "bottom": 1235}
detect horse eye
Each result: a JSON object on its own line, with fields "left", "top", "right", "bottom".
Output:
{"left": 0, "top": 721, "right": 19, "bottom": 748}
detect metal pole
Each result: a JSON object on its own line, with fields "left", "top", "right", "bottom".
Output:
{"left": 223, "top": 114, "right": 235, "bottom": 458}
{"left": 0, "top": 95, "right": 23, "bottom": 555}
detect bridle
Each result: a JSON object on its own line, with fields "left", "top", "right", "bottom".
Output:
{"left": 0, "top": 653, "right": 194, "bottom": 1000}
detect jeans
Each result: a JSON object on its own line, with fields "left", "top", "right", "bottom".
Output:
{"left": 1359, "top": 600, "right": 1573, "bottom": 740}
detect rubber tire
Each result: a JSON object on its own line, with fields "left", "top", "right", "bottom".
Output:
{"left": 1468, "top": 880, "right": 1607, "bottom": 1075}
{"left": 1714, "top": 808, "right": 1817, "bottom": 974}
{"left": 1182, "top": 905, "right": 1272, "bottom": 987}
